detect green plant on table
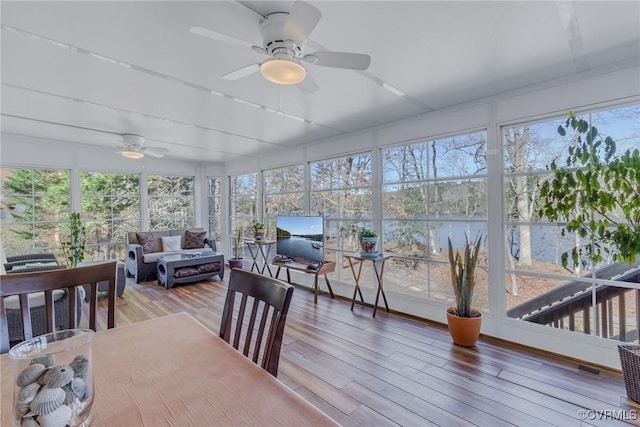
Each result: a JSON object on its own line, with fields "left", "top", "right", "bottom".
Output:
{"left": 358, "top": 228, "right": 377, "bottom": 240}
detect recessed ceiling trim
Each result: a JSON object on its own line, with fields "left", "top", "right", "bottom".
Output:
{"left": 1, "top": 84, "right": 283, "bottom": 148}
{"left": 0, "top": 23, "right": 325, "bottom": 128}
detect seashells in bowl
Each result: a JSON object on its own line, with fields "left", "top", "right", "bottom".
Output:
{"left": 16, "top": 364, "right": 46, "bottom": 387}
{"left": 29, "top": 386, "right": 66, "bottom": 415}
{"left": 42, "top": 365, "right": 74, "bottom": 388}
{"left": 37, "top": 404, "right": 73, "bottom": 427}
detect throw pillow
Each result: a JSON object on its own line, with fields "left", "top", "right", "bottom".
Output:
{"left": 174, "top": 267, "right": 200, "bottom": 278}
{"left": 161, "top": 235, "right": 182, "bottom": 252}
{"left": 136, "top": 233, "right": 157, "bottom": 254}
{"left": 184, "top": 230, "right": 207, "bottom": 249}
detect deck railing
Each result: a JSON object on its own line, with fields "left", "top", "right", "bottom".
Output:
{"left": 508, "top": 262, "right": 640, "bottom": 342}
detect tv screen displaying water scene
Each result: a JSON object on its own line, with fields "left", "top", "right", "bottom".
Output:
{"left": 276, "top": 215, "right": 324, "bottom": 262}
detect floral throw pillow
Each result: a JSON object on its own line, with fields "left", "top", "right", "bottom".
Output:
{"left": 136, "top": 233, "right": 157, "bottom": 254}
{"left": 184, "top": 230, "right": 207, "bottom": 249}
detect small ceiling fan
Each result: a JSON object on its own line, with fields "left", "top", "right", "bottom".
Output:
{"left": 117, "top": 134, "right": 168, "bottom": 159}
{"left": 190, "top": 1, "right": 370, "bottom": 92}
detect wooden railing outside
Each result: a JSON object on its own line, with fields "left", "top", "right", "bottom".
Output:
{"left": 508, "top": 262, "right": 640, "bottom": 343}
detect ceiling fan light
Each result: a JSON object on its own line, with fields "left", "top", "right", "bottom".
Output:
{"left": 260, "top": 57, "right": 306, "bottom": 85}
{"left": 121, "top": 150, "right": 144, "bottom": 159}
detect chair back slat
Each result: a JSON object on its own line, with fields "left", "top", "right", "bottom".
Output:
{"left": 1, "top": 261, "right": 117, "bottom": 353}
{"left": 220, "top": 268, "right": 294, "bottom": 377}
{"left": 18, "top": 294, "right": 34, "bottom": 340}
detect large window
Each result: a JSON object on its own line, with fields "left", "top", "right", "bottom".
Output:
{"left": 263, "top": 164, "right": 305, "bottom": 239}
{"left": 229, "top": 173, "right": 258, "bottom": 257}
{"left": 207, "top": 177, "right": 222, "bottom": 248}
{"left": 147, "top": 175, "right": 195, "bottom": 230}
{"left": 503, "top": 104, "right": 640, "bottom": 343}
{"left": 310, "top": 153, "right": 372, "bottom": 283}
{"left": 0, "top": 168, "right": 71, "bottom": 259}
{"left": 80, "top": 172, "right": 140, "bottom": 260}
{"left": 381, "top": 132, "right": 489, "bottom": 307}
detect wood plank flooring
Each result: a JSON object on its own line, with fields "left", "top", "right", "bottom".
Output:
{"left": 94, "top": 271, "right": 640, "bottom": 426}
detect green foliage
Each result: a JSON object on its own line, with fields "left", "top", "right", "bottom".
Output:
{"left": 232, "top": 228, "right": 242, "bottom": 260}
{"left": 448, "top": 233, "right": 482, "bottom": 318}
{"left": 252, "top": 221, "right": 265, "bottom": 231}
{"left": 539, "top": 112, "right": 640, "bottom": 269}
{"left": 358, "top": 228, "right": 377, "bottom": 239}
{"left": 61, "top": 212, "right": 86, "bottom": 268}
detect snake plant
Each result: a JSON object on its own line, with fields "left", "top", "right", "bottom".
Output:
{"left": 447, "top": 233, "right": 482, "bottom": 318}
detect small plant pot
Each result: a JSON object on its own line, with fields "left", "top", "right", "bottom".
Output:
{"left": 228, "top": 258, "right": 244, "bottom": 270}
{"left": 446, "top": 307, "right": 482, "bottom": 347}
{"left": 360, "top": 237, "right": 378, "bottom": 254}
{"left": 253, "top": 230, "right": 265, "bottom": 242}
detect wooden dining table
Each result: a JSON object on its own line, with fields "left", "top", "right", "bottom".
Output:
{"left": 1, "top": 312, "right": 339, "bottom": 426}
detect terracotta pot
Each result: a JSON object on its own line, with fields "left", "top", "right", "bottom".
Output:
{"left": 228, "top": 258, "right": 244, "bottom": 270}
{"left": 446, "top": 307, "right": 482, "bottom": 347}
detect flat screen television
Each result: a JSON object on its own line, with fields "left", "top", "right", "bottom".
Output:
{"left": 276, "top": 215, "right": 324, "bottom": 263}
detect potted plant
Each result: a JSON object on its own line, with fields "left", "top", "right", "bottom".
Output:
{"left": 61, "top": 212, "right": 86, "bottom": 268}
{"left": 358, "top": 228, "right": 378, "bottom": 254}
{"left": 228, "top": 228, "right": 244, "bottom": 269}
{"left": 446, "top": 233, "right": 483, "bottom": 347}
{"left": 252, "top": 221, "right": 266, "bottom": 242}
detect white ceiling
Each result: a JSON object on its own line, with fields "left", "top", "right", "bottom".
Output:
{"left": 1, "top": 1, "right": 639, "bottom": 163}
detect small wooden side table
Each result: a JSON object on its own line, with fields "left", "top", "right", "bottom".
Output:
{"left": 343, "top": 253, "right": 392, "bottom": 317}
{"left": 245, "top": 240, "right": 277, "bottom": 276}
{"left": 273, "top": 259, "right": 336, "bottom": 304}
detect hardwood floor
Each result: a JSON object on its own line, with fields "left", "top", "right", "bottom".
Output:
{"left": 95, "top": 271, "right": 639, "bottom": 426}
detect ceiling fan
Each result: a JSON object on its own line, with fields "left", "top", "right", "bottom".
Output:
{"left": 117, "top": 134, "right": 169, "bottom": 159}
{"left": 190, "top": 1, "right": 370, "bottom": 91}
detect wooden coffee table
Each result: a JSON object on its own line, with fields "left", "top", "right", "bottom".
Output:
{"left": 157, "top": 252, "right": 224, "bottom": 289}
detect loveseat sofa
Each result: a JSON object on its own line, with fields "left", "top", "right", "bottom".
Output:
{"left": 125, "top": 229, "right": 219, "bottom": 283}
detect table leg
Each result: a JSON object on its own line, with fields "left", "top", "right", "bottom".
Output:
{"left": 247, "top": 244, "right": 259, "bottom": 273}
{"left": 324, "top": 275, "right": 334, "bottom": 298}
{"left": 348, "top": 258, "right": 365, "bottom": 311}
{"left": 257, "top": 244, "right": 274, "bottom": 277}
{"left": 372, "top": 259, "right": 390, "bottom": 317}
{"left": 313, "top": 274, "right": 318, "bottom": 304}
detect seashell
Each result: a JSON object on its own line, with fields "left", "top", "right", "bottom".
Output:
{"left": 17, "top": 364, "right": 46, "bottom": 387}
{"left": 37, "top": 404, "right": 72, "bottom": 427}
{"left": 29, "top": 386, "right": 65, "bottom": 415}
{"left": 37, "top": 368, "right": 50, "bottom": 385}
{"left": 42, "top": 365, "right": 74, "bottom": 388}
{"left": 62, "top": 384, "right": 74, "bottom": 405}
{"left": 69, "top": 355, "right": 89, "bottom": 378}
{"left": 14, "top": 401, "right": 30, "bottom": 418}
{"left": 17, "top": 382, "right": 41, "bottom": 404}
{"left": 30, "top": 355, "right": 54, "bottom": 367}
{"left": 71, "top": 377, "right": 87, "bottom": 399}
{"left": 21, "top": 417, "right": 39, "bottom": 427}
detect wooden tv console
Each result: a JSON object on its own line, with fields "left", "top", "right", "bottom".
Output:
{"left": 272, "top": 259, "right": 336, "bottom": 304}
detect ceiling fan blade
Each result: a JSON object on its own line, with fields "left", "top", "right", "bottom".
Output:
{"left": 190, "top": 26, "right": 255, "bottom": 49}
{"left": 311, "top": 51, "right": 371, "bottom": 70}
{"left": 283, "top": 1, "right": 322, "bottom": 47}
{"left": 297, "top": 76, "right": 319, "bottom": 94}
{"left": 222, "top": 63, "right": 260, "bottom": 80}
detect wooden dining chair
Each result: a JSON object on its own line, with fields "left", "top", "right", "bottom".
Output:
{"left": 220, "top": 268, "right": 294, "bottom": 377}
{"left": 0, "top": 261, "right": 117, "bottom": 353}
